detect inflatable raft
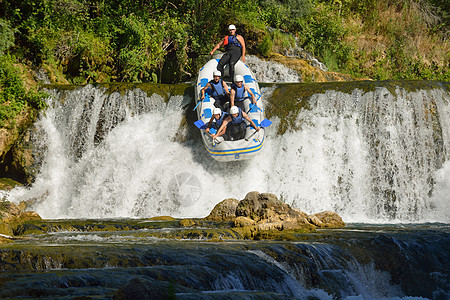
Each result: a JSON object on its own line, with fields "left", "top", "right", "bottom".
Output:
{"left": 194, "top": 59, "right": 268, "bottom": 162}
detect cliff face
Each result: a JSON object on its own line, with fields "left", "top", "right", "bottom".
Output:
{"left": 0, "top": 107, "right": 39, "bottom": 185}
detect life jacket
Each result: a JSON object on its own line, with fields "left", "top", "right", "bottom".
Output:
{"left": 232, "top": 83, "right": 246, "bottom": 101}
{"left": 209, "top": 79, "right": 226, "bottom": 98}
{"left": 214, "top": 112, "right": 228, "bottom": 128}
{"left": 230, "top": 107, "right": 244, "bottom": 124}
{"left": 223, "top": 35, "right": 242, "bottom": 51}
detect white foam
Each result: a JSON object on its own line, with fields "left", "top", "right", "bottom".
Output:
{"left": 6, "top": 84, "right": 450, "bottom": 222}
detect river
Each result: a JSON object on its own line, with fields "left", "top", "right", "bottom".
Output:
{"left": 1, "top": 57, "right": 449, "bottom": 299}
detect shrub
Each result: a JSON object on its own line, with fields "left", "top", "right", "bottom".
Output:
{"left": 0, "top": 55, "right": 47, "bottom": 128}
{"left": 0, "top": 19, "right": 17, "bottom": 56}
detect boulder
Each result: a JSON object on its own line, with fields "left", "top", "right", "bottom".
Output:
{"left": 233, "top": 216, "right": 255, "bottom": 227}
{"left": 236, "top": 191, "right": 307, "bottom": 224}
{"left": 0, "top": 200, "right": 41, "bottom": 238}
{"left": 311, "top": 211, "right": 345, "bottom": 227}
{"left": 307, "top": 215, "right": 325, "bottom": 227}
{"left": 204, "top": 198, "right": 239, "bottom": 221}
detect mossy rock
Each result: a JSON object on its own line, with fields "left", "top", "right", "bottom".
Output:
{"left": 179, "top": 219, "right": 202, "bottom": 228}
{"left": 0, "top": 178, "right": 22, "bottom": 191}
{"left": 148, "top": 216, "right": 177, "bottom": 221}
{"left": 266, "top": 80, "right": 449, "bottom": 135}
{"left": 204, "top": 198, "right": 239, "bottom": 221}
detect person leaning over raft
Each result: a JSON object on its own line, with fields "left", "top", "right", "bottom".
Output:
{"left": 205, "top": 107, "right": 228, "bottom": 134}
{"left": 209, "top": 24, "right": 246, "bottom": 82}
{"left": 211, "top": 106, "right": 259, "bottom": 141}
{"left": 200, "top": 70, "right": 230, "bottom": 111}
{"left": 230, "top": 74, "right": 256, "bottom": 112}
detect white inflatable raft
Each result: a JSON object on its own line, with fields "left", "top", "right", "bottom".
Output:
{"left": 194, "top": 59, "right": 267, "bottom": 162}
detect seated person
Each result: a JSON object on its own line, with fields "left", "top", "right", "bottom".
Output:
{"left": 200, "top": 70, "right": 230, "bottom": 111}
{"left": 211, "top": 106, "right": 259, "bottom": 141}
{"left": 230, "top": 74, "right": 256, "bottom": 112}
{"left": 205, "top": 107, "right": 228, "bottom": 134}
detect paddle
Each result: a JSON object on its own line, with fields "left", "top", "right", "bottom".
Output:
{"left": 193, "top": 94, "right": 209, "bottom": 111}
{"left": 194, "top": 120, "right": 221, "bottom": 145}
{"left": 245, "top": 118, "right": 272, "bottom": 141}
{"left": 194, "top": 119, "right": 207, "bottom": 129}
{"left": 246, "top": 88, "right": 264, "bottom": 114}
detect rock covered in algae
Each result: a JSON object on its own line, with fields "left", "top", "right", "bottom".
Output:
{"left": 309, "top": 210, "right": 345, "bottom": 228}
{"left": 207, "top": 191, "right": 345, "bottom": 236}
{"left": 0, "top": 200, "right": 41, "bottom": 238}
{"left": 204, "top": 198, "right": 239, "bottom": 221}
{"left": 235, "top": 191, "right": 306, "bottom": 223}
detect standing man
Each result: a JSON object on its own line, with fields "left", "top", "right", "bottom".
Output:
{"left": 209, "top": 24, "right": 246, "bottom": 82}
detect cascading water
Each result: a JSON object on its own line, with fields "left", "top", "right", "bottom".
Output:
{"left": 4, "top": 56, "right": 450, "bottom": 223}
{"left": 2, "top": 59, "right": 449, "bottom": 299}
{"left": 7, "top": 80, "right": 449, "bottom": 222}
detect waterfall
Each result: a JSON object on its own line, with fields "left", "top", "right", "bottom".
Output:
{"left": 7, "top": 81, "right": 449, "bottom": 222}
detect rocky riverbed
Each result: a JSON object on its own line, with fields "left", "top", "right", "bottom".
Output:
{"left": 1, "top": 191, "right": 344, "bottom": 243}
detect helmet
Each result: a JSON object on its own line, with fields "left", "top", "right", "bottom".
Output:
{"left": 228, "top": 24, "right": 236, "bottom": 30}
{"left": 230, "top": 106, "right": 239, "bottom": 115}
{"left": 213, "top": 70, "right": 221, "bottom": 77}
{"left": 213, "top": 107, "right": 222, "bottom": 115}
{"left": 235, "top": 75, "right": 244, "bottom": 82}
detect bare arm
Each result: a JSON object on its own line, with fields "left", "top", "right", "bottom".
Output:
{"left": 230, "top": 89, "right": 236, "bottom": 107}
{"left": 223, "top": 81, "right": 230, "bottom": 95}
{"left": 238, "top": 35, "right": 246, "bottom": 62}
{"left": 210, "top": 39, "right": 224, "bottom": 55}
{"left": 212, "top": 117, "right": 230, "bottom": 138}
{"left": 205, "top": 117, "right": 214, "bottom": 133}
{"left": 243, "top": 111, "right": 260, "bottom": 131}
{"left": 245, "top": 84, "right": 256, "bottom": 103}
{"left": 201, "top": 83, "right": 211, "bottom": 100}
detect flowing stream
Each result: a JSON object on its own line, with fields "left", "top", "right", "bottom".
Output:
{"left": 1, "top": 58, "right": 449, "bottom": 299}
{"left": 6, "top": 80, "right": 450, "bottom": 223}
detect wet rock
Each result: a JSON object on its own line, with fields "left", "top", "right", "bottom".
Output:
{"left": 0, "top": 200, "right": 41, "bottom": 238}
{"left": 204, "top": 198, "right": 239, "bottom": 221}
{"left": 113, "top": 277, "right": 194, "bottom": 300}
{"left": 307, "top": 215, "right": 325, "bottom": 227}
{"left": 233, "top": 216, "right": 255, "bottom": 227}
{"left": 0, "top": 108, "right": 40, "bottom": 184}
{"left": 149, "top": 216, "right": 177, "bottom": 221}
{"left": 236, "top": 191, "right": 307, "bottom": 223}
{"left": 0, "top": 178, "right": 22, "bottom": 191}
{"left": 179, "top": 219, "right": 201, "bottom": 228}
{"left": 311, "top": 211, "right": 345, "bottom": 228}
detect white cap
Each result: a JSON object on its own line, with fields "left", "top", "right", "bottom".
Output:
{"left": 235, "top": 75, "right": 244, "bottom": 82}
{"left": 228, "top": 24, "right": 236, "bottom": 30}
{"left": 213, "top": 107, "right": 222, "bottom": 115}
{"left": 230, "top": 106, "right": 239, "bottom": 115}
{"left": 213, "top": 70, "right": 221, "bottom": 77}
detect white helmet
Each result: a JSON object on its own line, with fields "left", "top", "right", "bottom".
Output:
{"left": 213, "top": 107, "right": 222, "bottom": 115}
{"left": 230, "top": 106, "right": 239, "bottom": 115}
{"left": 235, "top": 75, "right": 244, "bottom": 82}
{"left": 228, "top": 24, "right": 236, "bottom": 30}
{"left": 213, "top": 70, "right": 221, "bottom": 77}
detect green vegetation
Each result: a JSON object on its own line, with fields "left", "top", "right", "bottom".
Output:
{"left": 0, "top": 0, "right": 448, "bottom": 129}
{"left": 0, "top": 55, "right": 47, "bottom": 128}
{"left": 1, "top": 0, "right": 448, "bottom": 85}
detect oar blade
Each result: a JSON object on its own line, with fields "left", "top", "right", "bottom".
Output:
{"left": 260, "top": 119, "right": 272, "bottom": 128}
{"left": 194, "top": 120, "right": 206, "bottom": 129}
